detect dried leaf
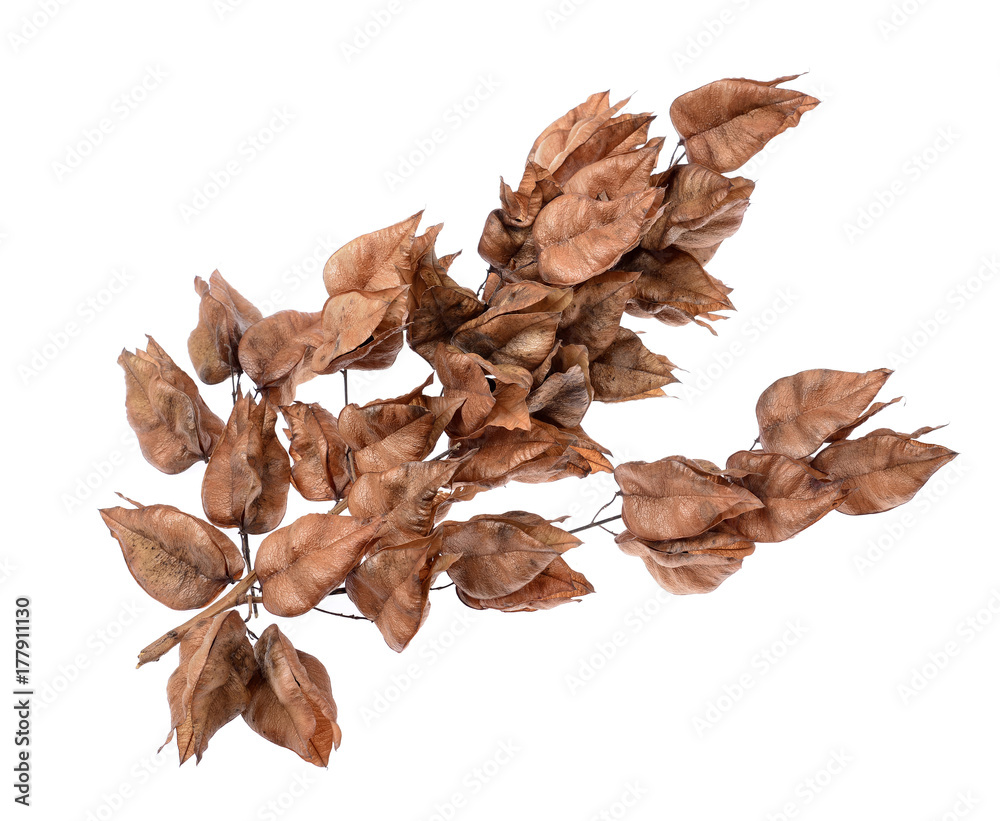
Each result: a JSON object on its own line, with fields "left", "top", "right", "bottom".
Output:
{"left": 243, "top": 624, "right": 341, "bottom": 767}
{"left": 527, "top": 344, "right": 593, "bottom": 428}
{"left": 187, "top": 270, "right": 263, "bottom": 384}
{"left": 560, "top": 139, "right": 664, "bottom": 200}
{"left": 556, "top": 270, "right": 639, "bottom": 359}
{"left": 551, "top": 112, "right": 656, "bottom": 183}
{"left": 456, "top": 556, "right": 593, "bottom": 612}
{"left": 323, "top": 212, "right": 422, "bottom": 296}
{"left": 529, "top": 92, "right": 629, "bottom": 174}
{"left": 441, "top": 512, "right": 581, "bottom": 599}
{"left": 201, "top": 391, "right": 290, "bottom": 534}
{"left": 615, "top": 456, "right": 763, "bottom": 541}
{"left": 534, "top": 189, "right": 663, "bottom": 286}
{"left": 99, "top": 501, "right": 244, "bottom": 610}
{"left": 722, "top": 451, "right": 849, "bottom": 542}
{"left": 670, "top": 75, "right": 820, "bottom": 173}
{"left": 312, "top": 286, "right": 409, "bottom": 373}
{"left": 756, "top": 368, "right": 894, "bottom": 458}
{"left": 811, "top": 431, "right": 957, "bottom": 515}
{"left": 238, "top": 310, "right": 324, "bottom": 404}
{"left": 161, "top": 612, "right": 255, "bottom": 764}
{"left": 119, "top": 336, "right": 224, "bottom": 474}
{"left": 346, "top": 534, "right": 457, "bottom": 652}
{"left": 589, "top": 327, "right": 678, "bottom": 402}
{"left": 281, "top": 402, "right": 352, "bottom": 502}
{"left": 255, "top": 513, "right": 383, "bottom": 617}
{"left": 617, "top": 532, "right": 751, "bottom": 595}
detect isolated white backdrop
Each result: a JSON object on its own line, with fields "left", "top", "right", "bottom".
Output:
{"left": 3, "top": 0, "right": 997, "bottom": 818}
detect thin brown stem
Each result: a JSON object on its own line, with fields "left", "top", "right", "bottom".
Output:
{"left": 313, "top": 606, "right": 367, "bottom": 620}
{"left": 569, "top": 515, "right": 623, "bottom": 534}
{"left": 328, "top": 497, "right": 350, "bottom": 515}
{"left": 137, "top": 572, "right": 258, "bottom": 667}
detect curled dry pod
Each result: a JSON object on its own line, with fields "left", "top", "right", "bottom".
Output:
{"left": 243, "top": 624, "right": 341, "bottom": 767}
{"left": 281, "top": 402, "right": 352, "bottom": 502}
{"left": 528, "top": 91, "right": 629, "bottom": 174}
{"left": 669, "top": 75, "right": 820, "bottom": 174}
{"left": 617, "top": 531, "right": 752, "bottom": 595}
{"left": 722, "top": 451, "right": 849, "bottom": 542}
{"left": 201, "top": 390, "right": 290, "bottom": 534}
{"left": 556, "top": 269, "right": 639, "bottom": 360}
{"left": 440, "top": 512, "right": 581, "bottom": 600}
{"left": 456, "top": 556, "right": 594, "bottom": 612}
{"left": 118, "top": 336, "right": 224, "bottom": 474}
{"left": 811, "top": 429, "right": 957, "bottom": 515}
{"left": 756, "top": 368, "right": 893, "bottom": 458}
{"left": 161, "top": 611, "right": 255, "bottom": 765}
{"left": 589, "top": 327, "right": 678, "bottom": 402}
{"left": 346, "top": 534, "right": 457, "bottom": 652}
{"left": 99, "top": 498, "right": 243, "bottom": 610}
{"left": 615, "top": 456, "right": 762, "bottom": 541}
{"left": 237, "top": 309, "right": 324, "bottom": 405}
{"left": 187, "top": 270, "right": 263, "bottom": 384}
{"left": 255, "top": 513, "right": 384, "bottom": 617}
{"left": 323, "top": 211, "right": 422, "bottom": 296}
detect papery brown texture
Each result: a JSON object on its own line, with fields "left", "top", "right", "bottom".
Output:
{"left": 440, "top": 512, "right": 581, "bottom": 600}
{"left": 161, "top": 611, "right": 255, "bottom": 764}
{"left": 323, "top": 212, "right": 422, "bottom": 295}
{"left": 615, "top": 456, "right": 762, "bottom": 541}
{"left": 346, "top": 534, "right": 457, "bottom": 651}
{"left": 119, "top": 336, "right": 225, "bottom": 473}
{"left": 722, "top": 451, "right": 848, "bottom": 542}
{"left": 281, "top": 402, "right": 352, "bottom": 502}
{"left": 811, "top": 430, "right": 957, "bottom": 515}
{"left": 238, "top": 310, "right": 324, "bottom": 405}
{"left": 99, "top": 499, "right": 243, "bottom": 610}
{"left": 589, "top": 327, "right": 678, "bottom": 402}
{"left": 456, "top": 556, "right": 594, "bottom": 612}
{"left": 255, "top": 513, "right": 384, "bottom": 617}
{"left": 670, "top": 75, "right": 820, "bottom": 173}
{"left": 188, "top": 270, "right": 264, "bottom": 384}
{"left": 201, "top": 390, "right": 290, "bottom": 534}
{"left": 617, "top": 530, "right": 752, "bottom": 594}
{"left": 243, "top": 624, "right": 341, "bottom": 767}
{"left": 756, "top": 368, "right": 893, "bottom": 458}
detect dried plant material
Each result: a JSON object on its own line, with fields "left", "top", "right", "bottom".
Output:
{"left": 456, "top": 557, "right": 593, "bottom": 612}
{"left": 621, "top": 247, "right": 734, "bottom": 332}
{"left": 722, "top": 451, "right": 848, "bottom": 542}
{"left": 617, "top": 533, "right": 750, "bottom": 595}
{"left": 347, "top": 460, "right": 462, "bottom": 543}
{"left": 560, "top": 139, "right": 664, "bottom": 200}
{"left": 202, "top": 391, "right": 290, "bottom": 534}
{"left": 119, "top": 336, "right": 225, "bottom": 474}
{"left": 312, "top": 286, "right": 409, "bottom": 374}
{"left": 323, "top": 212, "right": 422, "bottom": 295}
{"left": 670, "top": 76, "right": 820, "bottom": 173}
{"left": 187, "top": 270, "right": 263, "bottom": 384}
{"left": 551, "top": 112, "right": 655, "bottom": 184}
{"left": 238, "top": 310, "right": 324, "bottom": 404}
{"left": 641, "top": 164, "right": 753, "bottom": 259}
{"left": 434, "top": 344, "right": 496, "bottom": 438}
{"left": 281, "top": 402, "right": 352, "bottom": 502}
{"left": 756, "top": 368, "right": 894, "bottom": 458}
{"left": 409, "top": 283, "right": 485, "bottom": 362}
{"left": 441, "top": 512, "right": 581, "bottom": 600}
{"left": 556, "top": 270, "right": 639, "bottom": 359}
{"left": 255, "top": 513, "right": 383, "bottom": 617}
{"left": 99, "top": 500, "right": 244, "bottom": 610}
{"left": 161, "top": 612, "right": 255, "bottom": 764}
{"left": 616, "top": 456, "right": 763, "bottom": 541}
{"left": 346, "top": 534, "right": 457, "bottom": 651}
{"left": 589, "top": 327, "right": 678, "bottom": 402}
{"left": 534, "top": 190, "right": 663, "bottom": 286}
{"left": 811, "top": 431, "right": 958, "bottom": 515}
{"left": 527, "top": 344, "right": 593, "bottom": 428}
{"left": 529, "top": 91, "right": 629, "bottom": 173}
{"left": 243, "top": 625, "right": 341, "bottom": 766}
{"left": 824, "top": 397, "right": 903, "bottom": 442}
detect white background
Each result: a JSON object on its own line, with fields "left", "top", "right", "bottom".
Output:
{"left": 3, "top": 0, "right": 998, "bottom": 819}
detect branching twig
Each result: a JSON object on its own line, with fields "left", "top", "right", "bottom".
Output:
{"left": 569, "top": 515, "right": 623, "bottom": 535}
